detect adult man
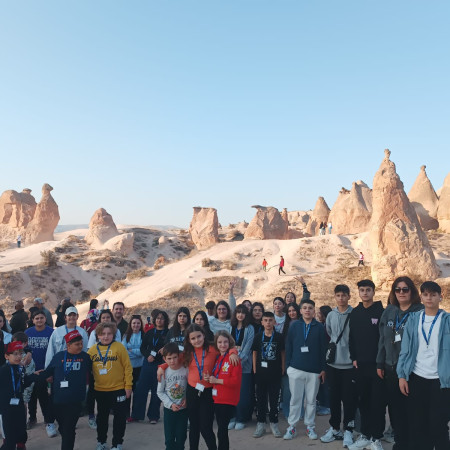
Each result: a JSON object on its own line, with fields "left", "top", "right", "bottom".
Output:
{"left": 112, "top": 302, "right": 128, "bottom": 339}
{"left": 33, "top": 297, "right": 54, "bottom": 328}
{"left": 45, "top": 306, "right": 88, "bottom": 367}
{"left": 10, "top": 300, "right": 29, "bottom": 334}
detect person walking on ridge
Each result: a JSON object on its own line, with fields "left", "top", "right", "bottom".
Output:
{"left": 262, "top": 259, "right": 268, "bottom": 272}
{"left": 279, "top": 256, "right": 286, "bottom": 275}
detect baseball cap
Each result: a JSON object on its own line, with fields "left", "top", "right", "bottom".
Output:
{"left": 64, "top": 330, "right": 81, "bottom": 344}
{"left": 65, "top": 306, "right": 78, "bottom": 316}
{"left": 6, "top": 341, "right": 24, "bottom": 354}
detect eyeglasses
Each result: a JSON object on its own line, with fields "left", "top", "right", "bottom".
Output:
{"left": 394, "top": 287, "right": 410, "bottom": 293}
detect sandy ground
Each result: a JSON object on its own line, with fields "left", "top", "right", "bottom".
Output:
{"left": 27, "top": 408, "right": 395, "bottom": 450}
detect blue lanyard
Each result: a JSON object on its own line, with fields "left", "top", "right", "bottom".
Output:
{"left": 10, "top": 365, "right": 21, "bottom": 397}
{"left": 234, "top": 327, "right": 242, "bottom": 344}
{"left": 212, "top": 351, "right": 228, "bottom": 377}
{"left": 96, "top": 343, "right": 112, "bottom": 366}
{"left": 63, "top": 351, "right": 76, "bottom": 379}
{"left": 421, "top": 310, "right": 442, "bottom": 346}
{"left": 395, "top": 312, "right": 409, "bottom": 332}
{"left": 261, "top": 332, "right": 274, "bottom": 360}
{"left": 303, "top": 322, "right": 311, "bottom": 343}
{"left": 193, "top": 349, "right": 205, "bottom": 380}
{"left": 153, "top": 329, "right": 163, "bottom": 348}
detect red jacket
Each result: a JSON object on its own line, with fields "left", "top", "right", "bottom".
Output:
{"left": 211, "top": 352, "right": 242, "bottom": 406}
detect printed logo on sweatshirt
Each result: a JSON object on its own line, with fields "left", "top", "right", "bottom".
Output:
{"left": 169, "top": 383, "right": 185, "bottom": 400}
{"left": 371, "top": 318, "right": 379, "bottom": 325}
{"left": 221, "top": 362, "right": 230, "bottom": 373}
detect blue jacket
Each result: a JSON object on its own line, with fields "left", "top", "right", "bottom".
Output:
{"left": 397, "top": 311, "right": 450, "bottom": 388}
{"left": 286, "top": 318, "right": 327, "bottom": 374}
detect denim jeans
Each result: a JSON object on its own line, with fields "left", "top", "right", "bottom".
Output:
{"left": 131, "top": 360, "right": 161, "bottom": 421}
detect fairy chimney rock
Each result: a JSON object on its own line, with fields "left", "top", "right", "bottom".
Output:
{"left": 408, "top": 165, "right": 439, "bottom": 230}
{"left": 437, "top": 172, "right": 450, "bottom": 233}
{"left": 244, "top": 205, "right": 289, "bottom": 240}
{"left": 189, "top": 207, "right": 219, "bottom": 250}
{"left": 305, "top": 197, "right": 331, "bottom": 236}
{"left": 369, "top": 150, "right": 439, "bottom": 287}
{"left": 85, "top": 208, "right": 119, "bottom": 247}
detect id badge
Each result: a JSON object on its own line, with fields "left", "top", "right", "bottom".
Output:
{"left": 394, "top": 334, "right": 401, "bottom": 343}
{"left": 212, "top": 389, "right": 218, "bottom": 396}
{"left": 10, "top": 398, "right": 20, "bottom": 406}
{"left": 60, "top": 380, "right": 69, "bottom": 388}
{"left": 195, "top": 382, "right": 205, "bottom": 392}
{"left": 150, "top": 350, "right": 157, "bottom": 357}
{"left": 99, "top": 368, "right": 108, "bottom": 375}
{"left": 301, "top": 346, "right": 309, "bottom": 353}
{"left": 261, "top": 361, "right": 268, "bottom": 368}
{"left": 178, "top": 345, "right": 184, "bottom": 352}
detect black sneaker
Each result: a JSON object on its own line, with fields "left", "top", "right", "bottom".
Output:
{"left": 27, "top": 418, "right": 37, "bottom": 430}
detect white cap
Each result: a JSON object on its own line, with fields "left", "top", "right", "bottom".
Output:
{"left": 65, "top": 306, "right": 78, "bottom": 316}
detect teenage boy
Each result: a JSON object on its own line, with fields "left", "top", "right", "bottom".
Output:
{"left": 36, "top": 330, "right": 92, "bottom": 450}
{"left": 25, "top": 310, "right": 55, "bottom": 431}
{"left": 397, "top": 281, "right": 450, "bottom": 450}
{"left": 321, "top": 285, "right": 356, "bottom": 448}
{"left": 252, "top": 311, "right": 285, "bottom": 438}
{"left": 349, "top": 280, "right": 386, "bottom": 450}
{"left": 157, "top": 342, "right": 189, "bottom": 450}
{"left": 112, "top": 302, "right": 128, "bottom": 339}
{"left": 33, "top": 297, "right": 54, "bottom": 328}
{"left": 45, "top": 306, "right": 88, "bottom": 367}
{"left": 284, "top": 299, "right": 327, "bottom": 441}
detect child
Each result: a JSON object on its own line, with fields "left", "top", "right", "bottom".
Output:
{"left": 157, "top": 343, "right": 189, "bottom": 450}
{"left": 252, "top": 311, "right": 285, "bottom": 438}
{"left": 0, "top": 341, "right": 31, "bottom": 449}
{"left": 397, "top": 281, "right": 450, "bottom": 450}
{"left": 204, "top": 331, "right": 242, "bottom": 450}
{"left": 283, "top": 299, "right": 327, "bottom": 441}
{"left": 36, "top": 330, "right": 92, "bottom": 450}
{"left": 88, "top": 322, "right": 133, "bottom": 450}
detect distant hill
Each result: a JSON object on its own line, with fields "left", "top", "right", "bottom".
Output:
{"left": 55, "top": 224, "right": 88, "bottom": 232}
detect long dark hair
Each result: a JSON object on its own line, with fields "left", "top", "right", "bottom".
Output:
{"left": 230, "top": 305, "right": 251, "bottom": 328}
{"left": 124, "top": 315, "right": 144, "bottom": 343}
{"left": 172, "top": 307, "right": 191, "bottom": 335}
{"left": 388, "top": 276, "right": 420, "bottom": 307}
{"left": 184, "top": 323, "right": 209, "bottom": 365}
{"left": 215, "top": 300, "right": 231, "bottom": 320}
{"left": 0, "top": 310, "right": 8, "bottom": 332}
{"left": 251, "top": 302, "right": 265, "bottom": 324}
{"left": 284, "top": 303, "right": 300, "bottom": 336}
{"left": 193, "top": 310, "right": 213, "bottom": 336}
{"left": 99, "top": 310, "right": 115, "bottom": 323}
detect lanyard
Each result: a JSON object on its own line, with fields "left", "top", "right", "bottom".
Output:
{"left": 96, "top": 343, "right": 112, "bottom": 366}
{"left": 193, "top": 349, "right": 205, "bottom": 380}
{"left": 261, "top": 332, "right": 274, "bottom": 360}
{"left": 303, "top": 322, "right": 311, "bottom": 343}
{"left": 63, "top": 351, "right": 76, "bottom": 379}
{"left": 234, "top": 327, "right": 242, "bottom": 344}
{"left": 421, "top": 310, "right": 442, "bottom": 346}
{"left": 153, "top": 329, "right": 163, "bottom": 348}
{"left": 10, "top": 365, "right": 21, "bottom": 397}
{"left": 394, "top": 312, "right": 410, "bottom": 332}
{"left": 212, "top": 351, "right": 228, "bottom": 377}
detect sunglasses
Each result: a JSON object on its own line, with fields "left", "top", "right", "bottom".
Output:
{"left": 394, "top": 287, "right": 410, "bottom": 293}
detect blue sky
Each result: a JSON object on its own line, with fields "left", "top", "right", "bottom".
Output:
{"left": 1, "top": 1, "right": 448, "bottom": 227}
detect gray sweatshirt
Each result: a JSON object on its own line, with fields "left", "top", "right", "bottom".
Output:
{"left": 326, "top": 306, "right": 353, "bottom": 369}
{"left": 157, "top": 366, "right": 189, "bottom": 409}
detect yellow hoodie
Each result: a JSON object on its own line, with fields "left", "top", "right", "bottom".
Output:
{"left": 88, "top": 341, "right": 133, "bottom": 391}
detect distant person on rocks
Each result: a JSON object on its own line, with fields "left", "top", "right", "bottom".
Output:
{"left": 17, "top": 234, "right": 22, "bottom": 248}
{"left": 358, "top": 252, "right": 365, "bottom": 267}
{"left": 328, "top": 222, "right": 332, "bottom": 234}
{"left": 262, "top": 258, "right": 268, "bottom": 271}
{"left": 10, "top": 300, "right": 29, "bottom": 334}
{"left": 279, "top": 256, "right": 286, "bottom": 275}
{"left": 33, "top": 297, "right": 54, "bottom": 328}
{"left": 113, "top": 302, "right": 128, "bottom": 339}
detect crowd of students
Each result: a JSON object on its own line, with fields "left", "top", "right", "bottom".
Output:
{"left": 0, "top": 276, "right": 449, "bottom": 450}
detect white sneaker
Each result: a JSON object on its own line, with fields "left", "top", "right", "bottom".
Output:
{"left": 253, "top": 422, "right": 266, "bottom": 438}
{"left": 343, "top": 430, "right": 354, "bottom": 448}
{"left": 306, "top": 426, "right": 318, "bottom": 440}
{"left": 348, "top": 435, "right": 371, "bottom": 450}
{"left": 270, "top": 422, "right": 282, "bottom": 438}
{"left": 369, "top": 440, "right": 384, "bottom": 450}
{"left": 321, "top": 427, "right": 343, "bottom": 443}
{"left": 283, "top": 425, "right": 297, "bottom": 440}
{"left": 46, "top": 423, "right": 58, "bottom": 438}
{"left": 96, "top": 444, "right": 108, "bottom": 450}
{"left": 382, "top": 426, "right": 394, "bottom": 444}
{"left": 228, "top": 419, "right": 236, "bottom": 430}
{"left": 235, "top": 422, "right": 245, "bottom": 430}
{"left": 88, "top": 418, "right": 97, "bottom": 429}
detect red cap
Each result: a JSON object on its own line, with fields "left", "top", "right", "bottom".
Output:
{"left": 6, "top": 341, "right": 24, "bottom": 354}
{"left": 64, "top": 330, "right": 81, "bottom": 344}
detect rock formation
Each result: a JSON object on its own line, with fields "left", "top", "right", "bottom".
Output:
{"left": 408, "top": 165, "right": 439, "bottom": 230}
{"left": 102, "top": 232, "right": 134, "bottom": 255}
{"left": 287, "top": 210, "right": 311, "bottom": 232}
{"left": 369, "top": 150, "right": 439, "bottom": 287}
{"left": 23, "top": 184, "right": 60, "bottom": 244}
{"left": 85, "top": 208, "right": 119, "bottom": 247}
{"left": 437, "top": 172, "right": 450, "bottom": 232}
{"left": 328, "top": 181, "right": 373, "bottom": 234}
{"left": 189, "top": 207, "right": 220, "bottom": 250}
{"left": 244, "top": 206, "right": 289, "bottom": 240}
{"left": 305, "top": 197, "right": 331, "bottom": 236}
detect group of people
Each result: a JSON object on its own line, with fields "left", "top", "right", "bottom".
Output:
{"left": 0, "top": 275, "right": 448, "bottom": 450}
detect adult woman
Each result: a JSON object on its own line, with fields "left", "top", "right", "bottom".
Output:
{"left": 250, "top": 302, "right": 265, "bottom": 335}
{"left": 376, "top": 276, "right": 423, "bottom": 450}
{"left": 122, "top": 315, "right": 145, "bottom": 419}
{"left": 193, "top": 311, "right": 214, "bottom": 343}
{"left": 229, "top": 305, "right": 255, "bottom": 430}
{"left": 209, "top": 301, "right": 232, "bottom": 334}
{"left": 87, "top": 310, "right": 121, "bottom": 349}
{"left": 165, "top": 307, "right": 191, "bottom": 350}
{"left": 130, "top": 310, "right": 169, "bottom": 423}
{"left": 273, "top": 297, "right": 286, "bottom": 333}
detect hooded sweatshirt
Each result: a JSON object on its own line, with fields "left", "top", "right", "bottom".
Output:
{"left": 376, "top": 303, "right": 424, "bottom": 369}
{"left": 349, "top": 301, "right": 384, "bottom": 364}
{"left": 326, "top": 306, "right": 353, "bottom": 369}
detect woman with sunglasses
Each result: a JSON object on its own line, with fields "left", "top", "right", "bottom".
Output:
{"left": 376, "top": 276, "right": 423, "bottom": 450}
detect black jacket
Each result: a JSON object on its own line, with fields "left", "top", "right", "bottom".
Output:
{"left": 10, "top": 309, "right": 29, "bottom": 334}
